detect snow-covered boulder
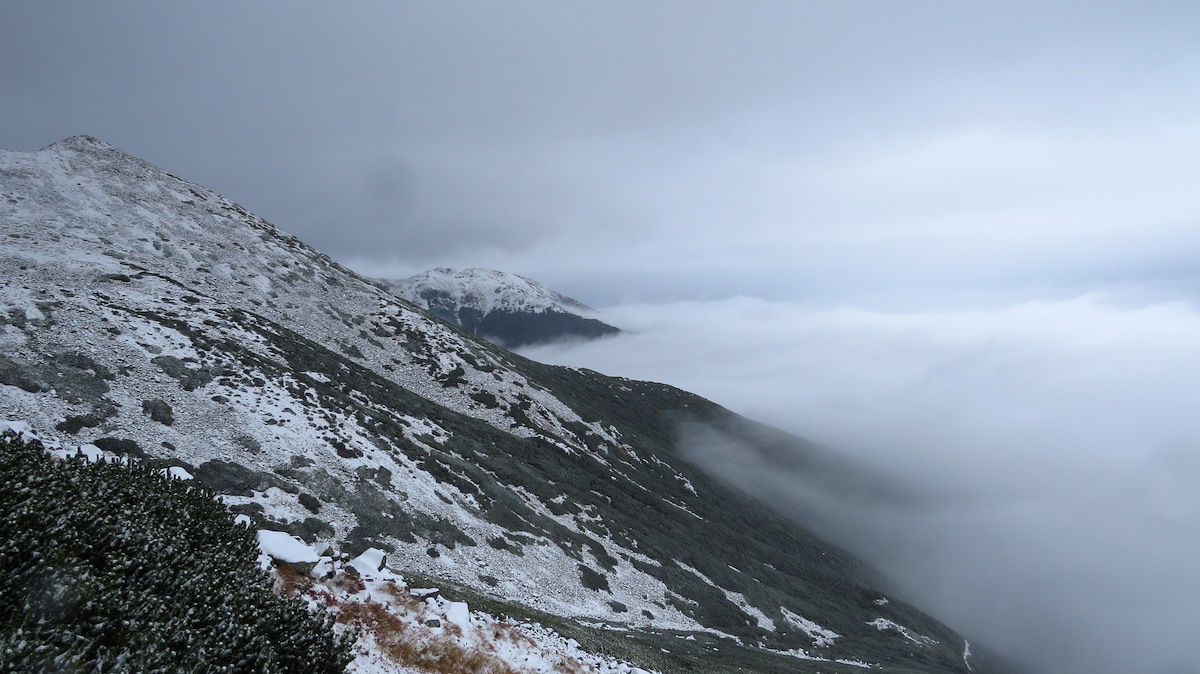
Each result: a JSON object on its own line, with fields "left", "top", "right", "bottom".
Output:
{"left": 256, "top": 530, "right": 320, "bottom": 565}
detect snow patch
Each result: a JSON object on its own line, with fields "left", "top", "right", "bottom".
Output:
{"left": 349, "top": 548, "right": 392, "bottom": 579}
{"left": 256, "top": 529, "right": 321, "bottom": 565}
{"left": 780, "top": 607, "right": 840, "bottom": 648}
{"left": 676, "top": 561, "right": 775, "bottom": 631}
{"left": 443, "top": 601, "right": 471, "bottom": 629}
{"left": 867, "top": 618, "right": 939, "bottom": 647}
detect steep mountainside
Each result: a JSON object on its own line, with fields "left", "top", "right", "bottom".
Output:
{"left": 380, "top": 268, "right": 620, "bottom": 348}
{"left": 0, "top": 137, "right": 1013, "bottom": 673}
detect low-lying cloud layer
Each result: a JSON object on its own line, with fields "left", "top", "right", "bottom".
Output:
{"left": 523, "top": 295, "right": 1200, "bottom": 674}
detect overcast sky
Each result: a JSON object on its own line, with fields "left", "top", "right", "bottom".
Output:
{"left": 3, "top": 1, "right": 1199, "bottom": 305}
{"left": 5, "top": 3, "right": 1200, "bottom": 673}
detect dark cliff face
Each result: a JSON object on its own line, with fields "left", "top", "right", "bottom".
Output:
{"left": 470, "top": 308, "right": 620, "bottom": 348}
{"left": 0, "top": 137, "right": 1019, "bottom": 674}
{"left": 416, "top": 287, "right": 620, "bottom": 347}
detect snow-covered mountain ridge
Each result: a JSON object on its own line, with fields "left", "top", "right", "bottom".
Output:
{"left": 0, "top": 136, "right": 1016, "bottom": 673}
{"left": 387, "top": 268, "right": 595, "bottom": 317}
{"left": 380, "top": 268, "right": 620, "bottom": 348}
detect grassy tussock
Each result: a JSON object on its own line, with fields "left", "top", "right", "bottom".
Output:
{"left": 274, "top": 564, "right": 313, "bottom": 595}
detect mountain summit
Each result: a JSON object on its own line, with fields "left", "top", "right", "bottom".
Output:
{"left": 0, "top": 137, "right": 1017, "bottom": 673}
{"left": 380, "top": 268, "right": 620, "bottom": 348}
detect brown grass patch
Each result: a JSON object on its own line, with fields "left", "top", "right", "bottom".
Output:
{"left": 337, "top": 596, "right": 523, "bottom": 674}
{"left": 273, "top": 564, "right": 312, "bottom": 595}
{"left": 380, "top": 581, "right": 427, "bottom": 612}
{"left": 487, "top": 622, "right": 538, "bottom": 650}
{"left": 328, "top": 569, "right": 366, "bottom": 595}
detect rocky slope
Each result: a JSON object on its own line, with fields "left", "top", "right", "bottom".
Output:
{"left": 379, "top": 268, "right": 620, "bottom": 348}
{"left": 0, "top": 136, "right": 1014, "bottom": 673}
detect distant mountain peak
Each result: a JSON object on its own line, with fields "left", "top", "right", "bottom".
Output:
{"left": 403, "top": 267, "right": 594, "bottom": 315}
{"left": 379, "top": 267, "right": 620, "bottom": 348}
{"left": 43, "top": 134, "right": 122, "bottom": 154}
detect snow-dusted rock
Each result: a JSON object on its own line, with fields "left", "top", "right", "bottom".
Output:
{"left": 348, "top": 547, "right": 388, "bottom": 577}
{"left": 443, "top": 601, "right": 471, "bottom": 629}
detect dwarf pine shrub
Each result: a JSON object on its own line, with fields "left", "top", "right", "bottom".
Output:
{"left": 0, "top": 430, "right": 354, "bottom": 673}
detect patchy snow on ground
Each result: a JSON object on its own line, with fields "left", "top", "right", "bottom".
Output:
{"left": 255, "top": 534, "right": 662, "bottom": 674}
{"left": 11, "top": 421, "right": 664, "bottom": 674}
{"left": 780, "top": 606, "right": 840, "bottom": 648}
{"left": 675, "top": 561, "right": 775, "bottom": 632}
{"left": 866, "top": 618, "right": 939, "bottom": 647}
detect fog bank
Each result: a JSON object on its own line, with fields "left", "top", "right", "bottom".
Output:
{"left": 522, "top": 295, "right": 1200, "bottom": 674}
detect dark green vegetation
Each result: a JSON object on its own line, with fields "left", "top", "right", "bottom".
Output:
{"left": 0, "top": 430, "right": 354, "bottom": 674}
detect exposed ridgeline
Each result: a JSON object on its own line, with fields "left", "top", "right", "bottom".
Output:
{"left": 379, "top": 267, "right": 620, "bottom": 349}
{"left": 0, "top": 136, "right": 1017, "bottom": 673}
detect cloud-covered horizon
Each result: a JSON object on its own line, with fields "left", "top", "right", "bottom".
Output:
{"left": 523, "top": 294, "right": 1200, "bottom": 674}
{"left": 4, "top": 2, "right": 1200, "bottom": 306}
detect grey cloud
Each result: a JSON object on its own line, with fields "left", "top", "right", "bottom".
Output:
{"left": 5, "top": 1, "right": 1200, "bottom": 285}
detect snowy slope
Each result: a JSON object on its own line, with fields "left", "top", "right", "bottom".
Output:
{"left": 0, "top": 137, "right": 1005, "bottom": 674}
{"left": 0, "top": 136, "right": 689, "bottom": 628}
{"left": 381, "top": 268, "right": 620, "bottom": 348}
{"left": 3, "top": 420, "right": 656, "bottom": 674}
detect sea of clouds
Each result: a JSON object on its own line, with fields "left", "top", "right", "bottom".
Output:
{"left": 523, "top": 294, "right": 1200, "bottom": 674}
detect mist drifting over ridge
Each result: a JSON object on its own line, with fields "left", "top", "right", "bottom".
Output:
{"left": 522, "top": 294, "right": 1200, "bottom": 674}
